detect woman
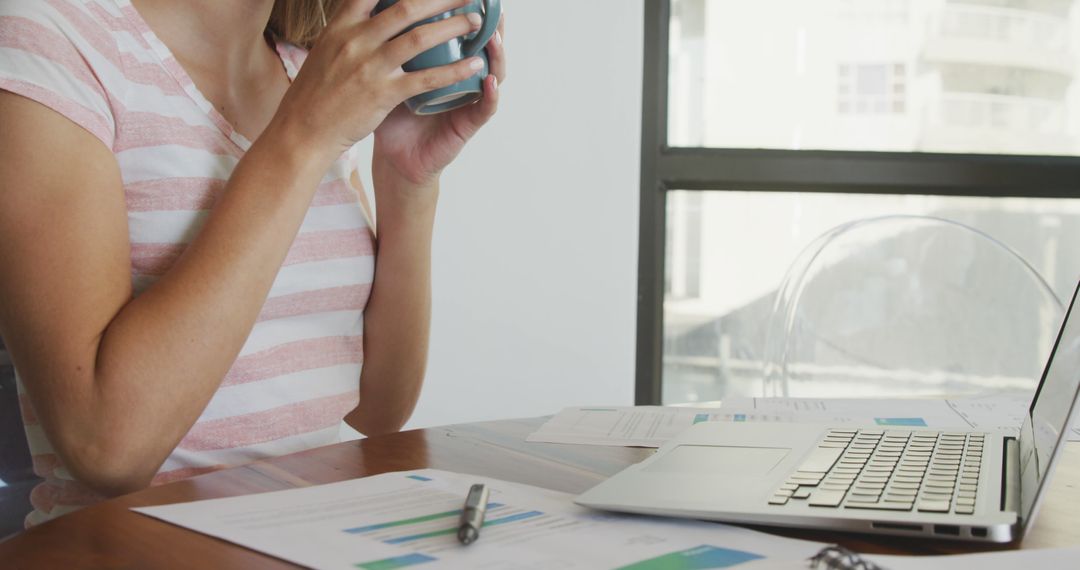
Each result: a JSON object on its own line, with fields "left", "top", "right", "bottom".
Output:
{"left": 0, "top": 0, "right": 504, "bottom": 526}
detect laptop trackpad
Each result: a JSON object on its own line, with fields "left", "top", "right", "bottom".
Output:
{"left": 643, "top": 445, "right": 790, "bottom": 477}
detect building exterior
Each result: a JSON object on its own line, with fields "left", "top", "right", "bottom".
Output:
{"left": 663, "top": 0, "right": 1080, "bottom": 403}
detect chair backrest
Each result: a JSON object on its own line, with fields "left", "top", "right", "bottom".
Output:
{"left": 762, "top": 215, "right": 1065, "bottom": 398}
{"left": 0, "top": 338, "right": 38, "bottom": 539}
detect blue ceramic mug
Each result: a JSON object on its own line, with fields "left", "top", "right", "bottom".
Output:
{"left": 374, "top": 0, "right": 502, "bottom": 115}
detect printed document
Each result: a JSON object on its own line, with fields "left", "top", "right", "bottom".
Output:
{"left": 530, "top": 395, "right": 1080, "bottom": 448}
{"left": 723, "top": 394, "right": 1080, "bottom": 441}
{"left": 134, "top": 469, "right": 826, "bottom": 570}
{"left": 525, "top": 406, "right": 725, "bottom": 447}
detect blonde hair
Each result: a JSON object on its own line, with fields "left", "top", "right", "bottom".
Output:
{"left": 268, "top": 0, "right": 347, "bottom": 49}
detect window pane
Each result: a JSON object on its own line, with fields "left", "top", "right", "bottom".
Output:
{"left": 662, "top": 191, "right": 1080, "bottom": 404}
{"left": 668, "top": 0, "right": 1080, "bottom": 155}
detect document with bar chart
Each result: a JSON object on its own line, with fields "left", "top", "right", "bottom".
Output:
{"left": 134, "top": 469, "right": 825, "bottom": 569}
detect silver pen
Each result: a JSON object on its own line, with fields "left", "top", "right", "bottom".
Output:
{"left": 457, "top": 483, "right": 489, "bottom": 545}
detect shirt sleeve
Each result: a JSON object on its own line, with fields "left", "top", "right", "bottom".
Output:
{"left": 0, "top": 1, "right": 116, "bottom": 149}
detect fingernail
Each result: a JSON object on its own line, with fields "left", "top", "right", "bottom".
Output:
{"left": 494, "top": 30, "right": 502, "bottom": 46}
{"left": 492, "top": 76, "right": 498, "bottom": 90}
{"left": 469, "top": 57, "right": 484, "bottom": 71}
{"left": 466, "top": 13, "right": 482, "bottom": 29}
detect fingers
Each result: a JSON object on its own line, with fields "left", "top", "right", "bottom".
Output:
{"left": 450, "top": 73, "right": 500, "bottom": 140}
{"left": 382, "top": 13, "right": 482, "bottom": 69}
{"left": 398, "top": 56, "right": 485, "bottom": 100}
{"left": 485, "top": 14, "right": 506, "bottom": 86}
{"left": 372, "top": 0, "right": 473, "bottom": 42}
{"left": 474, "top": 72, "right": 499, "bottom": 122}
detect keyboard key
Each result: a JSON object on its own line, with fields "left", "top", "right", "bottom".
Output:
{"left": 956, "top": 505, "right": 975, "bottom": 514}
{"left": 794, "top": 488, "right": 812, "bottom": 499}
{"left": 769, "top": 494, "right": 789, "bottom": 505}
{"left": 797, "top": 447, "right": 845, "bottom": 473}
{"left": 846, "top": 501, "right": 912, "bottom": 511}
{"left": 917, "top": 500, "right": 951, "bottom": 512}
{"left": 956, "top": 497, "right": 975, "bottom": 506}
{"left": 808, "top": 490, "right": 847, "bottom": 507}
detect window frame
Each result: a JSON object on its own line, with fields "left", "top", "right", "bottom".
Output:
{"left": 635, "top": 0, "right": 1080, "bottom": 405}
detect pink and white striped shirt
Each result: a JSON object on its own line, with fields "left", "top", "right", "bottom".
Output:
{"left": 0, "top": 0, "right": 375, "bottom": 526}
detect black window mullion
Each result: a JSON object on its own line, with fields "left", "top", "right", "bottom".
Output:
{"left": 636, "top": 0, "right": 670, "bottom": 405}
{"left": 658, "top": 148, "right": 1080, "bottom": 198}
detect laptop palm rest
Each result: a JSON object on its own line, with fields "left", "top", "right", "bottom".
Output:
{"left": 642, "top": 445, "right": 791, "bottom": 476}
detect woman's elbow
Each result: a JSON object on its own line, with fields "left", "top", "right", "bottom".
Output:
{"left": 345, "top": 406, "right": 410, "bottom": 437}
{"left": 55, "top": 436, "right": 158, "bottom": 498}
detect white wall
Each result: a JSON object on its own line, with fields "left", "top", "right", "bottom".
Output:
{"left": 407, "top": 0, "right": 643, "bottom": 428}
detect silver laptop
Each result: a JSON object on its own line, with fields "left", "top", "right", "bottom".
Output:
{"left": 577, "top": 281, "right": 1080, "bottom": 543}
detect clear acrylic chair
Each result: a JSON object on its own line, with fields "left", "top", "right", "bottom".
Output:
{"left": 762, "top": 215, "right": 1064, "bottom": 398}
{"left": 0, "top": 339, "right": 38, "bottom": 540}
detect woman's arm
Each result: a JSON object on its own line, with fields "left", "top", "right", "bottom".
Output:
{"left": 0, "top": 0, "right": 484, "bottom": 496}
{"left": 0, "top": 93, "right": 330, "bottom": 496}
{"left": 346, "top": 175, "right": 437, "bottom": 436}
{"left": 346, "top": 16, "right": 505, "bottom": 435}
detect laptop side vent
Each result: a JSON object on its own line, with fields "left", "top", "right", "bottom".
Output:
{"left": 870, "top": 522, "right": 922, "bottom": 532}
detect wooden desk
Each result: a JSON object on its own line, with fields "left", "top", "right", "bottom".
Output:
{"left": 2, "top": 417, "right": 1078, "bottom": 568}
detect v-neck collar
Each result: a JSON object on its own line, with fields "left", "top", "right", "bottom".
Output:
{"left": 114, "top": 0, "right": 297, "bottom": 152}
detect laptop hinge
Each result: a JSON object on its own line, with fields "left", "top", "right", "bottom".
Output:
{"left": 1001, "top": 437, "right": 1020, "bottom": 516}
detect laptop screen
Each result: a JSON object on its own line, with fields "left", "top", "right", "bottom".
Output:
{"left": 1018, "top": 280, "right": 1080, "bottom": 526}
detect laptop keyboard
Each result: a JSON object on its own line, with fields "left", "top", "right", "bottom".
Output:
{"left": 768, "top": 429, "right": 984, "bottom": 514}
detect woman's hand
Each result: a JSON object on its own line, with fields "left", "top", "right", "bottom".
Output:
{"left": 269, "top": 0, "right": 485, "bottom": 168}
{"left": 372, "top": 14, "right": 506, "bottom": 187}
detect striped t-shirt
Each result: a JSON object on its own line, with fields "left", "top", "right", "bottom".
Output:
{"left": 0, "top": 0, "right": 375, "bottom": 526}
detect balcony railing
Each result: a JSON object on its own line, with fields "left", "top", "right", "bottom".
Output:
{"left": 929, "top": 92, "right": 1066, "bottom": 134}
{"left": 932, "top": 4, "right": 1069, "bottom": 53}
